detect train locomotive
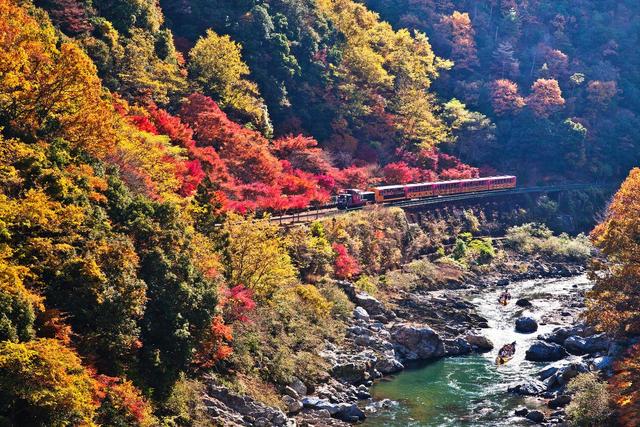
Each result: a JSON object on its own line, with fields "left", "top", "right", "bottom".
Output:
{"left": 336, "top": 175, "right": 517, "bottom": 210}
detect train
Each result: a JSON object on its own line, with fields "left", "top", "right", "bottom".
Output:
{"left": 336, "top": 175, "right": 517, "bottom": 210}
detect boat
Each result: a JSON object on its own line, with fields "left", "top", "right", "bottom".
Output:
{"left": 495, "top": 354, "right": 513, "bottom": 365}
{"left": 496, "top": 342, "right": 516, "bottom": 365}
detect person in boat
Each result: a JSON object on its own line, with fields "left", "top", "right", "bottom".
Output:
{"left": 499, "top": 289, "right": 512, "bottom": 303}
{"left": 499, "top": 342, "right": 517, "bottom": 357}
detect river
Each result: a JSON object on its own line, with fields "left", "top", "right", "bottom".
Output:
{"left": 363, "top": 274, "right": 591, "bottom": 426}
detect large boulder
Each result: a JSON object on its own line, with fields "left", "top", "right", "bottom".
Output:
{"left": 515, "top": 316, "right": 538, "bottom": 333}
{"left": 331, "top": 361, "right": 370, "bottom": 384}
{"left": 354, "top": 292, "right": 386, "bottom": 317}
{"left": 515, "top": 298, "right": 532, "bottom": 307}
{"left": 302, "top": 397, "right": 339, "bottom": 415}
{"left": 375, "top": 356, "right": 404, "bottom": 374}
{"left": 391, "top": 323, "right": 445, "bottom": 361}
{"left": 289, "top": 377, "right": 307, "bottom": 397}
{"left": 508, "top": 380, "right": 546, "bottom": 396}
{"left": 563, "top": 333, "right": 610, "bottom": 355}
{"left": 335, "top": 403, "right": 366, "bottom": 422}
{"left": 526, "top": 410, "right": 545, "bottom": 423}
{"left": 525, "top": 341, "right": 568, "bottom": 362}
{"left": 353, "top": 306, "right": 370, "bottom": 321}
{"left": 465, "top": 334, "right": 494, "bottom": 352}
{"left": 538, "top": 325, "right": 588, "bottom": 344}
{"left": 443, "top": 337, "right": 473, "bottom": 356}
{"left": 548, "top": 395, "right": 571, "bottom": 409}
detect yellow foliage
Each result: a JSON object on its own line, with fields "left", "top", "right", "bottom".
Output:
{"left": 0, "top": 339, "right": 99, "bottom": 426}
{"left": 225, "top": 213, "right": 297, "bottom": 300}
{"left": 317, "top": 0, "right": 449, "bottom": 148}
{"left": 0, "top": 0, "right": 115, "bottom": 154}
{"left": 291, "top": 284, "right": 332, "bottom": 318}
{"left": 188, "top": 29, "right": 266, "bottom": 127}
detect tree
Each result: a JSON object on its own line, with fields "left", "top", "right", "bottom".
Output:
{"left": 492, "top": 42, "right": 519, "bottom": 79}
{"left": 0, "top": 339, "right": 98, "bottom": 426}
{"left": 587, "top": 168, "right": 640, "bottom": 335}
{"left": 95, "top": 375, "right": 156, "bottom": 427}
{"left": 440, "top": 11, "right": 479, "bottom": 71}
{"left": 490, "top": 79, "right": 526, "bottom": 115}
{"left": 0, "top": 0, "right": 114, "bottom": 154}
{"left": 382, "top": 162, "right": 420, "bottom": 184}
{"left": 188, "top": 29, "right": 269, "bottom": 132}
{"left": 332, "top": 242, "right": 360, "bottom": 279}
{"left": 0, "top": 247, "right": 42, "bottom": 343}
{"left": 224, "top": 213, "right": 297, "bottom": 300}
{"left": 46, "top": 237, "right": 147, "bottom": 373}
{"left": 587, "top": 80, "right": 617, "bottom": 109}
{"left": 527, "top": 78, "right": 565, "bottom": 118}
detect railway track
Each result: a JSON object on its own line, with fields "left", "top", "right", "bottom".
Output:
{"left": 269, "top": 182, "right": 615, "bottom": 226}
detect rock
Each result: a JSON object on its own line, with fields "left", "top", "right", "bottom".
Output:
{"left": 593, "top": 356, "right": 614, "bottom": 371}
{"left": 563, "top": 333, "right": 610, "bottom": 355}
{"left": 354, "top": 292, "right": 386, "bottom": 317}
{"left": 538, "top": 366, "right": 559, "bottom": 381}
{"left": 465, "top": 334, "right": 494, "bottom": 352}
{"left": 539, "top": 326, "right": 586, "bottom": 345}
{"left": 356, "top": 385, "right": 371, "bottom": 399}
{"left": 515, "top": 298, "right": 532, "bottom": 307}
{"left": 526, "top": 341, "right": 568, "bottom": 362}
{"left": 290, "top": 377, "right": 308, "bottom": 397}
{"left": 548, "top": 395, "right": 571, "bottom": 409}
{"left": 205, "top": 384, "right": 291, "bottom": 426}
{"left": 302, "top": 397, "right": 339, "bottom": 415}
{"left": 282, "top": 395, "right": 303, "bottom": 414}
{"left": 526, "top": 410, "right": 545, "bottom": 423}
{"left": 514, "top": 407, "right": 529, "bottom": 416}
{"left": 375, "top": 357, "right": 404, "bottom": 374}
{"left": 335, "top": 403, "right": 366, "bottom": 422}
{"left": 331, "top": 361, "right": 370, "bottom": 384}
{"left": 508, "top": 380, "right": 547, "bottom": 396}
{"left": 497, "top": 278, "right": 510, "bottom": 286}
{"left": 353, "top": 306, "right": 370, "bottom": 321}
{"left": 284, "top": 386, "right": 300, "bottom": 399}
{"left": 444, "top": 337, "right": 472, "bottom": 356}
{"left": 391, "top": 323, "right": 445, "bottom": 361}
{"left": 515, "top": 316, "right": 538, "bottom": 333}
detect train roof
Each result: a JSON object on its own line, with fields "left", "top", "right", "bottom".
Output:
{"left": 371, "top": 175, "right": 516, "bottom": 191}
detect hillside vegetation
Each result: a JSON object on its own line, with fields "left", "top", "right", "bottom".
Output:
{"left": 0, "top": 0, "right": 637, "bottom": 425}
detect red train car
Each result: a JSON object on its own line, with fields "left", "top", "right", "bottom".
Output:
{"left": 337, "top": 176, "right": 516, "bottom": 209}
{"left": 369, "top": 176, "right": 516, "bottom": 204}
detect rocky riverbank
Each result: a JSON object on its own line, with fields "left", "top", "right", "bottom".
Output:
{"left": 198, "top": 258, "right": 603, "bottom": 426}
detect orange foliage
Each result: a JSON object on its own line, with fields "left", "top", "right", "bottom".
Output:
{"left": 527, "top": 78, "right": 565, "bottom": 118}
{"left": 610, "top": 344, "right": 640, "bottom": 426}
{"left": 192, "top": 315, "right": 233, "bottom": 369}
{"left": 491, "top": 79, "right": 526, "bottom": 115}
{"left": 441, "top": 11, "right": 479, "bottom": 71}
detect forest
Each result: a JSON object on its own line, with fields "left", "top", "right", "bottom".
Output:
{"left": 1, "top": 0, "right": 640, "bottom": 425}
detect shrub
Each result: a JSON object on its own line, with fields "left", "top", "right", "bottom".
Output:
{"left": 505, "top": 223, "right": 592, "bottom": 262}
{"left": 161, "top": 374, "right": 214, "bottom": 427}
{"left": 566, "top": 373, "right": 611, "bottom": 426}
{"left": 354, "top": 275, "right": 379, "bottom": 295}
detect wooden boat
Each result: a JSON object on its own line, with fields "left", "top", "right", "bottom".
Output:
{"left": 495, "top": 354, "right": 513, "bottom": 365}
